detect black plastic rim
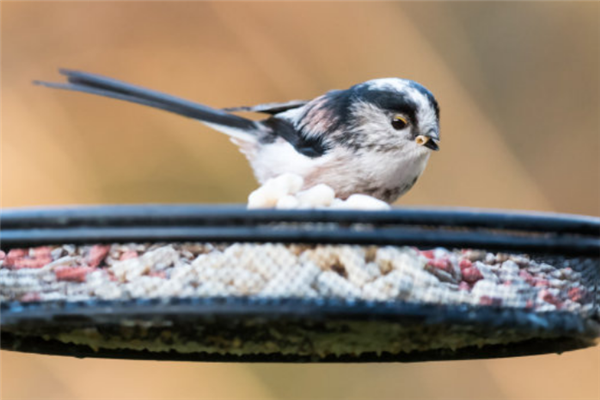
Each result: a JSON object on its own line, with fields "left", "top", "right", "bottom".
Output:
{"left": 1, "top": 298, "right": 598, "bottom": 362}
{"left": 1, "top": 204, "right": 599, "bottom": 255}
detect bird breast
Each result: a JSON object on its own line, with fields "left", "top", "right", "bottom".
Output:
{"left": 249, "top": 139, "right": 430, "bottom": 203}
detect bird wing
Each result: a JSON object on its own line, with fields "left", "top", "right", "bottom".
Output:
{"left": 261, "top": 117, "right": 328, "bottom": 158}
{"left": 223, "top": 100, "right": 308, "bottom": 115}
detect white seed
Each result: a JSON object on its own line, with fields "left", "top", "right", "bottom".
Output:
{"left": 335, "top": 194, "right": 391, "bottom": 210}
{"left": 276, "top": 195, "right": 300, "bottom": 209}
{"left": 295, "top": 184, "right": 336, "bottom": 208}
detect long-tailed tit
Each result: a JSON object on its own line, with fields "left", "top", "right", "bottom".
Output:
{"left": 36, "top": 69, "right": 440, "bottom": 203}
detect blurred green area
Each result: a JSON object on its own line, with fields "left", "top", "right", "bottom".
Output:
{"left": 1, "top": 2, "right": 598, "bottom": 399}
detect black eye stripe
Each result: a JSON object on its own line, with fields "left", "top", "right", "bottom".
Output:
{"left": 355, "top": 88, "right": 420, "bottom": 126}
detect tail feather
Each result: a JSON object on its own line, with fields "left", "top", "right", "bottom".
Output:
{"left": 34, "top": 69, "right": 259, "bottom": 138}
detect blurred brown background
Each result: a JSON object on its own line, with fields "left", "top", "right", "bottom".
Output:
{"left": 1, "top": 2, "right": 598, "bottom": 399}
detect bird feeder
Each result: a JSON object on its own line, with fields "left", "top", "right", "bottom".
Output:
{"left": 1, "top": 205, "right": 598, "bottom": 362}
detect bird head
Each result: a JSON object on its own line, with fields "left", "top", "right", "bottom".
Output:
{"left": 346, "top": 78, "right": 440, "bottom": 152}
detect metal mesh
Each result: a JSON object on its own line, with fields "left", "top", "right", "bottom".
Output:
{"left": 1, "top": 243, "right": 597, "bottom": 316}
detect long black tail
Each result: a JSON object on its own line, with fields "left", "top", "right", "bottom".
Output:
{"left": 34, "top": 69, "right": 259, "bottom": 137}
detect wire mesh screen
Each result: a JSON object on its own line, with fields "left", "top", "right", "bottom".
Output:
{"left": 1, "top": 243, "right": 597, "bottom": 314}
{"left": 1, "top": 206, "right": 599, "bottom": 362}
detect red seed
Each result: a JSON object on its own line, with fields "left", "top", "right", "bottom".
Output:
{"left": 5, "top": 248, "right": 54, "bottom": 269}
{"left": 32, "top": 246, "right": 52, "bottom": 257}
{"left": 459, "top": 281, "right": 471, "bottom": 291}
{"left": 7, "top": 249, "right": 27, "bottom": 258}
{"left": 568, "top": 287, "right": 585, "bottom": 302}
{"left": 87, "top": 245, "right": 111, "bottom": 267}
{"left": 149, "top": 271, "right": 167, "bottom": 279}
{"left": 534, "top": 279, "right": 549, "bottom": 288}
{"left": 56, "top": 266, "right": 95, "bottom": 282}
{"left": 11, "top": 256, "right": 52, "bottom": 269}
{"left": 480, "top": 296, "right": 502, "bottom": 306}
{"left": 459, "top": 259, "right": 472, "bottom": 270}
{"left": 420, "top": 250, "right": 436, "bottom": 259}
{"left": 5, "top": 249, "right": 27, "bottom": 267}
{"left": 539, "top": 289, "right": 561, "bottom": 307}
{"left": 120, "top": 250, "right": 138, "bottom": 261}
{"left": 525, "top": 299, "right": 534, "bottom": 309}
{"left": 427, "top": 259, "right": 452, "bottom": 273}
{"left": 519, "top": 270, "right": 535, "bottom": 285}
{"left": 0, "top": 250, "right": 6, "bottom": 261}
{"left": 462, "top": 266, "right": 483, "bottom": 283}
{"left": 20, "top": 292, "right": 41, "bottom": 302}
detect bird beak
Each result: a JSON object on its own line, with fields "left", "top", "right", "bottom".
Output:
{"left": 415, "top": 130, "right": 440, "bottom": 151}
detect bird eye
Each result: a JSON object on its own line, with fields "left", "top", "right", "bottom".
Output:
{"left": 392, "top": 115, "right": 408, "bottom": 130}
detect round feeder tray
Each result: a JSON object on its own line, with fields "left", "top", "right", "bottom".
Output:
{"left": 1, "top": 205, "right": 599, "bottom": 362}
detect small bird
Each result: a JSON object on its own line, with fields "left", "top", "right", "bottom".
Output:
{"left": 35, "top": 69, "right": 440, "bottom": 203}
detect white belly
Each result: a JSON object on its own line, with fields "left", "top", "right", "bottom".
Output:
{"left": 248, "top": 139, "right": 431, "bottom": 203}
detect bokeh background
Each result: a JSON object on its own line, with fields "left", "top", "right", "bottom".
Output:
{"left": 1, "top": 2, "right": 598, "bottom": 399}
